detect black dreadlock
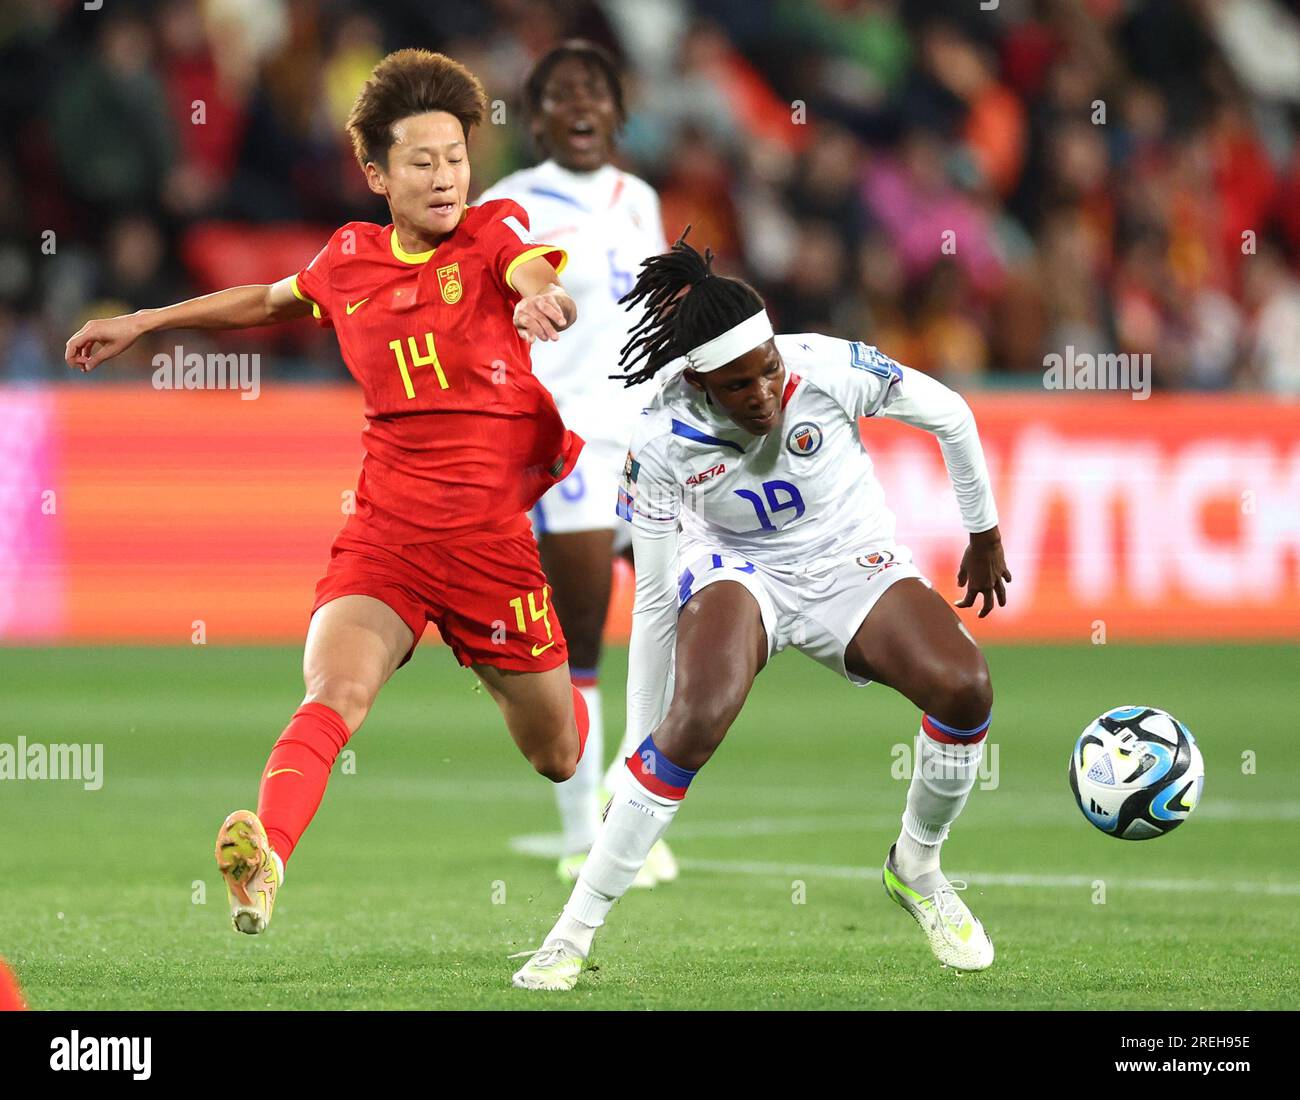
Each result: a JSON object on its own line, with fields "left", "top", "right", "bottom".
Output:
{"left": 615, "top": 227, "right": 767, "bottom": 387}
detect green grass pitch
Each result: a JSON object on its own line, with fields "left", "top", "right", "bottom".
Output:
{"left": 1, "top": 642, "right": 1295, "bottom": 1010}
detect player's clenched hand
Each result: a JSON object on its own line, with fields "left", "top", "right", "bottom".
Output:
{"left": 513, "top": 287, "right": 575, "bottom": 344}
{"left": 956, "top": 526, "right": 1011, "bottom": 618}
{"left": 65, "top": 313, "right": 147, "bottom": 372}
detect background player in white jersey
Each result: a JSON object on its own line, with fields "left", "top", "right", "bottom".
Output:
{"left": 513, "top": 232, "right": 1012, "bottom": 990}
{"left": 480, "top": 42, "right": 676, "bottom": 886}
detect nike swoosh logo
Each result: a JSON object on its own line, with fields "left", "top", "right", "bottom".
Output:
{"left": 264, "top": 768, "right": 303, "bottom": 779}
{"left": 346, "top": 298, "right": 369, "bottom": 314}
{"left": 531, "top": 641, "right": 556, "bottom": 657}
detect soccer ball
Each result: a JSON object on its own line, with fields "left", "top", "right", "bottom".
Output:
{"left": 1068, "top": 705, "right": 1204, "bottom": 840}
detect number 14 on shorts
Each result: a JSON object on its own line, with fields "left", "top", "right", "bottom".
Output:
{"left": 509, "top": 586, "right": 555, "bottom": 657}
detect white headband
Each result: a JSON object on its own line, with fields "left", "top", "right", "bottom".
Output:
{"left": 684, "top": 310, "right": 774, "bottom": 373}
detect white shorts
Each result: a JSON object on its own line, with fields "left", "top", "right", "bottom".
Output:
{"left": 531, "top": 439, "right": 631, "bottom": 551}
{"left": 676, "top": 543, "right": 929, "bottom": 686}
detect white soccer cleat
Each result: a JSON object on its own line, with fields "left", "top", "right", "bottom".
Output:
{"left": 510, "top": 940, "right": 586, "bottom": 991}
{"left": 631, "top": 860, "right": 658, "bottom": 889}
{"left": 882, "top": 845, "right": 994, "bottom": 972}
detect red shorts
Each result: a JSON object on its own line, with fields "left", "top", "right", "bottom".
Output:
{"left": 312, "top": 515, "right": 568, "bottom": 672}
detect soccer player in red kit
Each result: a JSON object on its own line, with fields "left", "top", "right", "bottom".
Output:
{"left": 65, "top": 50, "right": 590, "bottom": 936}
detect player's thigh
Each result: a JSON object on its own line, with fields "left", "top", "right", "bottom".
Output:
{"left": 654, "top": 580, "right": 768, "bottom": 770}
{"left": 472, "top": 661, "right": 577, "bottom": 779}
{"left": 844, "top": 578, "right": 991, "bottom": 728}
{"left": 303, "top": 594, "right": 416, "bottom": 730}
{"left": 536, "top": 528, "right": 615, "bottom": 669}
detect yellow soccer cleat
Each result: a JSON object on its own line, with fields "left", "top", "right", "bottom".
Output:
{"left": 556, "top": 852, "right": 588, "bottom": 884}
{"left": 215, "top": 810, "right": 281, "bottom": 935}
{"left": 510, "top": 940, "right": 586, "bottom": 991}
{"left": 644, "top": 839, "right": 679, "bottom": 885}
{"left": 882, "top": 845, "right": 994, "bottom": 972}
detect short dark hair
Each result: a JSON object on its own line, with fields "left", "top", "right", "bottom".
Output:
{"left": 346, "top": 49, "right": 488, "bottom": 168}
{"left": 524, "top": 39, "right": 626, "bottom": 126}
{"left": 617, "top": 227, "right": 766, "bottom": 387}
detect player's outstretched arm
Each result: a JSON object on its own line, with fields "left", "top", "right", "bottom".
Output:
{"left": 510, "top": 256, "right": 577, "bottom": 345}
{"left": 878, "top": 365, "right": 1011, "bottom": 616}
{"left": 65, "top": 276, "right": 312, "bottom": 373}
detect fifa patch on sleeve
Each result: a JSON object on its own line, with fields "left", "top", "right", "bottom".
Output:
{"left": 850, "top": 341, "right": 903, "bottom": 384}
{"left": 503, "top": 215, "right": 534, "bottom": 244}
{"left": 622, "top": 450, "right": 640, "bottom": 484}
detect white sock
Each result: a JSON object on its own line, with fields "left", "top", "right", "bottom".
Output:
{"left": 272, "top": 851, "right": 285, "bottom": 884}
{"left": 554, "top": 683, "right": 604, "bottom": 854}
{"left": 545, "top": 766, "right": 682, "bottom": 956}
{"left": 894, "top": 725, "right": 985, "bottom": 881}
{"left": 604, "top": 715, "right": 644, "bottom": 794}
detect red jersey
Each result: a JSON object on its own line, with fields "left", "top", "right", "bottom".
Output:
{"left": 292, "top": 200, "right": 582, "bottom": 542}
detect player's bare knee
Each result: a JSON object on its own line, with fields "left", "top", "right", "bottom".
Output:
{"left": 518, "top": 714, "right": 580, "bottom": 783}
{"left": 659, "top": 699, "right": 733, "bottom": 771}
{"left": 535, "top": 761, "right": 575, "bottom": 783}
{"left": 302, "top": 676, "right": 376, "bottom": 733}
{"left": 531, "top": 742, "right": 577, "bottom": 783}
{"left": 928, "top": 659, "right": 992, "bottom": 730}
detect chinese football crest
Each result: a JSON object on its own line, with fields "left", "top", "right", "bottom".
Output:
{"left": 437, "top": 262, "right": 463, "bottom": 305}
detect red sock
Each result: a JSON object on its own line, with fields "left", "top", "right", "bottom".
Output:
{"left": 571, "top": 683, "right": 590, "bottom": 763}
{"left": 257, "top": 702, "right": 351, "bottom": 864}
{"left": 0, "top": 959, "right": 26, "bottom": 1011}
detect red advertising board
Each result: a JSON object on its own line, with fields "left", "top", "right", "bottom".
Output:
{"left": 1, "top": 387, "right": 1296, "bottom": 643}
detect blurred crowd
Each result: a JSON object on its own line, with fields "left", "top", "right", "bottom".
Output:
{"left": 2, "top": 0, "right": 1299, "bottom": 392}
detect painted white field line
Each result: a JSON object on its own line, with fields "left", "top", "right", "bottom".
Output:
{"left": 32, "top": 772, "right": 1300, "bottom": 822}
{"left": 972, "top": 794, "right": 1300, "bottom": 823}
{"left": 507, "top": 831, "right": 1300, "bottom": 896}
{"left": 509, "top": 833, "right": 571, "bottom": 859}
{"left": 674, "top": 859, "right": 1300, "bottom": 897}
{"left": 508, "top": 798, "right": 1300, "bottom": 854}
{"left": 507, "top": 816, "right": 892, "bottom": 858}
{"left": 671, "top": 813, "right": 899, "bottom": 837}
{"left": 1186, "top": 800, "right": 1300, "bottom": 822}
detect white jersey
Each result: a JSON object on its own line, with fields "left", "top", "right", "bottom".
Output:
{"left": 619, "top": 333, "right": 998, "bottom": 570}
{"left": 619, "top": 332, "right": 1000, "bottom": 745}
{"left": 480, "top": 160, "right": 667, "bottom": 448}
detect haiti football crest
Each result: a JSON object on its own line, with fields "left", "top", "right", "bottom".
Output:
{"left": 855, "top": 549, "right": 897, "bottom": 576}
{"left": 786, "top": 422, "right": 822, "bottom": 456}
{"left": 437, "top": 262, "right": 463, "bottom": 305}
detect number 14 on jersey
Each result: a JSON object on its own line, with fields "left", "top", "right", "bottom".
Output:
{"left": 389, "top": 331, "right": 449, "bottom": 398}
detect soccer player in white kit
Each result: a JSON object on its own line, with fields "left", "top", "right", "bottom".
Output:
{"left": 512, "top": 232, "right": 1012, "bottom": 990}
{"left": 480, "top": 42, "right": 678, "bottom": 885}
